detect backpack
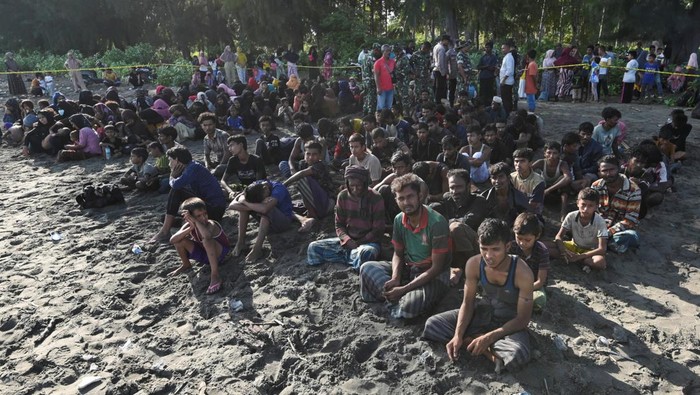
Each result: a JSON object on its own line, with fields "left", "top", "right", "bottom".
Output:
{"left": 76, "top": 184, "right": 125, "bottom": 209}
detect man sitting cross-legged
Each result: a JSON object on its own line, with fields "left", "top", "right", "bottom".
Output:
{"left": 306, "top": 166, "right": 385, "bottom": 269}
{"left": 422, "top": 218, "right": 534, "bottom": 373}
{"left": 360, "top": 173, "right": 451, "bottom": 319}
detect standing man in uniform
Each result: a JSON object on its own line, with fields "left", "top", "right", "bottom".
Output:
{"left": 433, "top": 35, "right": 450, "bottom": 104}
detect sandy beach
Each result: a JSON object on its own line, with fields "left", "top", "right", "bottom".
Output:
{"left": 1, "top": 78, "right": 699, "bottom": 394}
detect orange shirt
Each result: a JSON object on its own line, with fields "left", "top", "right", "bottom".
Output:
{"left": 525, "top": 61, "right": 538, "bottom": 94}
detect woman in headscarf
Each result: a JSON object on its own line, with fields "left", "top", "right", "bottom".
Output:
{"left": 220, "top": 45, "right": 237, "bottom": 86}
{"left": 65, "top": 51, "right": 88, "bottom": 92}
{"left": 4, "top": 52, "right": 26, "bottom": 95}
{"left": 56, "top": 114, "right": 101, "bottom": 162}
{"left": 538, "top": 49, "right": 557, "bottom": 101}
{"left": 22, "top": 108, "right": 56, "bottom": 156}
{"left": 196, "top": 92, "right": 216, "bottom": 113}
{"left": 151, "top": 98, "right": 172, "bottom": 120}
{"left": 554, "top": 45, "right": 580, "bottom": 100}
{"left": 685, "top": 53, "right": 698, "bottom": 88}
{"left": 323, "top": 48, "right": 333, "bottom": 81}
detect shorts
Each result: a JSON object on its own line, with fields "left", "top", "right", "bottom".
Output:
{"left": 253, "top": 207, "right": 294, "bottom": 233}
{"left": 189, "top": 242, "right": 230, "bottom": 265}
{"left": 563, "top": 240, "right": 592, "bottom": 254}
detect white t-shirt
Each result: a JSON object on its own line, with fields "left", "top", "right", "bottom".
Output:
{"left": 562, "top": 211, "right": 609, "bottom": 250}
{"left": 349, "top": 153, "right": 383, "bottom": 182}
{"left": 500, "top": 52, "right": 515, "bottom": 85}
{"left": 623, "top": 59, "right": 638, "bottom": 83}
{"left": 599, "top": 56, "right": 609, "bottom": 75}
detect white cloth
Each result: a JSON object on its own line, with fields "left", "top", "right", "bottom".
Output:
{"left": 500, "top": 52, "right": 515, "bottom": 85}
{"left": 623, "top": 59, "right": 639, "bottom": 83}
{"left": 562, "top": 211, "right": 609, "bottom": 250}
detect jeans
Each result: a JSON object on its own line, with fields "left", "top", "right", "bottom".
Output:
{"left": 526, "top": 93, "right": 536, "bottom": 112}
{"left": 376, "top": 89, "right": 394, "bottom": 111}
{"left": 608, "top": 230, "right": 640, "bottom": 254}
{"left": 655, "top": 73, "right": 663, "bottom": 96}
{"left": 307, "top": 238, "right": 380, "bottom": 270}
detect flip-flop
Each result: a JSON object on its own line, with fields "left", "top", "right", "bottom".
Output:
{"left": 206, "top": 282, "right": 222, "bottom": 295}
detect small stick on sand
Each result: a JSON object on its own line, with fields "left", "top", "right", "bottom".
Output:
{"left": 544, "top": 378, "right": 550, "bottom": 395}
{"left": 287, "top": 336, "right": 309, "bottom": 362}
{"left": 34, "top": 317, "right": 61, "bottom": 346}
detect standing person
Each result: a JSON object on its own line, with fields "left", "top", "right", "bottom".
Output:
{"left": 306, "top": 166, "right": 385, "bottom": 269}
{"left": 197, "top": 51, "right": 208, "bottom": 83}
{"left": 374, "top": 45, "right": 396, "bottom": 114}
{"left": 524, "top": 50, "right": 538, "bottom": 112}
{"left": 64, "top": 51, "right": 87, "bottom": 92}
{"left": 308, "top": 46, "right": 319, "bottom": 82}
{"left": 4, "top": 52, "right": 26, "bottom": 95}
{"left": 433, "top": 35, "right": 450, "bottom": 104}
{"left": 446, "top": 42, "right": 459, "bottom": 106}
{"left": 554, "top": 46, "right": 580, "bottom": 100}
{"left": 411, "top": 42, "right": 434, "bottom": 99}
{"left": 362, "top": 46, "right": 382, "bottom": 115}
{"left": 394, "top": 47, "right": 413, "bottom": 119}
{"left": 478, "top": 42, "right": 499, "bottom": 105}
{"left": 323, "top": 48, "right": 333, "bottom": 81}
{"left": 284, "top": 46, "right": 300, "bottom": 78}
{"left": 499, "top": 40, "right": 516, "bottom": 114}
{"left": 236, "top": 47, "right": 247, "bottom": 83}
{"left": 359, "top": 173, "right": 451, "bottom": 319}
{"left": 422, "top": 219, "right": 534, "bottom": 373}
{"left": 538, "top": 50, "right": 556, "bottom": 102}
{"left": 621, "top": 50, "right": 638, "bottom": 104}
{"left": 456, "top": 41, "right": 473, "bottom": 98}
{"left": 597, "top": 47, "right": 610, "bottom": 99}
{"left": 220, "top": 46, "right": 237, "bottom": 86}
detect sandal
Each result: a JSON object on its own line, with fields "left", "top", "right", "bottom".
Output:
{"left": 206, "top": 282, "right": 222, "bottom": 295}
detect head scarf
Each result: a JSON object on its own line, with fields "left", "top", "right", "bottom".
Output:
{"left": 553, "top": 47, "right": 578, "bottom": 67}
{"left": 155, "top": 85, "right": 166, "bottom": 95}
{"left": 345, "top": 165, "right": 369, "bottom": 184}
{"left": 151, "top": 99, "right": 171, "bottom": 120}
{"left": 543, "top": 49, "right": 556, "bottom": 68}
{"left": 688, "top": 53, "right": 698, "bottom": 69}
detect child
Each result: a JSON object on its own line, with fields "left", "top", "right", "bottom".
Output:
{"left": 553, "top": 188, "right": 608, "bottom": 271}
{"left": 532, "top": 141, "right": 572, "bottom": 220}
{"left": 459, "top": 127, "right": 492, "bottom": 184}
{"left": 592, "top": 107, "right": 622, "bottom": 157}
{"left": 642, "top": 53, "right": 659, "bottom": 100}
{"left": 147, "top": 142, "right": 170, "bottom": 194}
{"left": 168, "top": 197, "right": 230, "bottom": 295}
{"left": 660, "top": 110, "right": 692, "bottom": 168}
{"left": 30, "top": 73, "right": 44, "bottom": 96}
{"left": 577, "top": 122, "right": 603, "bottom": 187}
{"left": 44, "top": 73, "right": 55, "bottom": 98}
{"left": 226, "top": 105, "right": 245, "bottom": 132}
{"left": 99, "top": 124, "right": 124, "bottom": 157}
{"left": 484, "top": 123, "right": 511, "bottom": 166}
{"left": 510, "top": 212, "right": 550, "bottom": 311}
{"left": 276, "top": 97, "right": 294, "bottom": 125}
{"left": 254, "top": 115, "right": 283, "bottom": 165}
{"left": 510, "top": 148, "right": 545, "bottom": 216}
{"left": 410, "top": 122, "right": 441, "bottom": 162}
{"left": 589, "top": 57, "right": 600, "bottom": 102}
{"left": 120, "top": 147, "right": 159, "bottom": 191}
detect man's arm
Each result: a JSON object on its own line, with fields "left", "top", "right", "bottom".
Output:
{"left": 446, "top": 255, "right": 480, "bottom": 361}
{"left": 203, "top": 140, "right": 213, "bottom": 168}
{"left": 609, "top": 188, "right": 641, "bottom": 234}
{"left": 373, "top": 172, "right": 397, "bottom": 191}
{"left": 545, "top": 162, "right": 572, "bottom": 194}
{"left": 288, "top": 139, "right": 302, "bottom": 174}
{"left": 243, "top": 196, "right": 278, "bottom": 215}
{"left": 467, "top": 258, "right": 533, "bottom": 356}
{"left": 283, "top": 167, "right": 313, "bottom": 187}
{"left": 358, "top": 193, "right": 386, "bottom": 244}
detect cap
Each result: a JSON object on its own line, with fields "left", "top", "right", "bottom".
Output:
{"left": 492, "top": 96, "right": 503, "bottom": 104}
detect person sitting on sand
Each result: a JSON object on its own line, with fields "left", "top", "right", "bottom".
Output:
{"left": 306, "top": 166, "right": 385, "bottom": 269}
{"left": 56, "top": 114, "right": 102, "bottom": 162}
{"left": 480, "top": 162, "right": 530, "bottom": 227}
{"left": 369, "top": 127, "right": 410, "bottom": 169}
{"left": 592, "top": 107, "right": 622, "bottom": 157}
{"left": 532, "top": 141, "right": 572, "bottom": 220}
{"left": 280, "top": 123, "right": 316, "bottom": 178}
{"left": 254, "top": 115, "right": 284, "bottom": 165}
{"left": 359, "top": 173, "right": 451, "bottom": 319}
{"left": 168, "top": 197, "right": 231, "bottom": 295}
{"left": 412, "top": 160, "right": 449, "bottom": 203}
{"left": 431, "top": 169, "right": 490, "bottom": 286}
{"left": 220, "top": 135, "right": 267, "bottom": 200}
{"left": 120, "top": 147, "right": 159, "bottom": 191}
{"left": 510, "top": 148, "right": 545, "bottom": 217}
{"left": 200, "top": 112, "right": 231, "bottom": 178}
{"left": 551, "top": 187, "right": 608, "bottom": 271}
{"left": 422, "top": 218, "right": 534, "bottom": 373}
{"left": 574, "top": 122, "right": 603, "bottom": 190}
{"left": 283, "top": 141, "right": 336, "bottom": 233}
{"left": 228, "top": 179, "right": 294, "bottom": 262}
{"left": 150, "top": 147, "right": 227, "bottom": 243}
{"left": 411, "top": 122, "right": 441, "bottom": 162}
{"left": 374, "top": 151, "right": 413, "bottom": 224}
{"left": 348, "top": 132, "right": 383, "bottom": 187}
{"left": 509, "top": 212, "right": 549, "bottom": 311}
{"left": 591, "top": 155, "right": 641, "bottom": 254}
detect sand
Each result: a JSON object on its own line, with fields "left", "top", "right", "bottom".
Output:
{"left": 0, "top": 77, "right": 699, "bottom": 395}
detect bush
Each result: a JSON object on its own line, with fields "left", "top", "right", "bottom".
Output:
{"left": 12, "top": 50, "right": 75, "bottom": 76}
{"left": 156, "top": 58, "right": 194, "bottom": 87}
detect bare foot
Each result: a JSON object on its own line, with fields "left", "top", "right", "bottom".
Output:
{"left": 149, "top": 231, "right": 170, "bottom": 244}
{"left": 232, "top": 243, "right": 244, "bottom": 257}
{"left": 168, "top": 264, "right": 192, "bottom": 277}
{"left": 298, "top": 218, "right": 317, "bottom": 233}
{"left": 450, "top": 268, "right": 464, "bottom": 286}
{"left": 245, "top": 248, "right": 263, "bottom": 263}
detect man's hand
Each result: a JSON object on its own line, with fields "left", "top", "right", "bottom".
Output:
{"left": 466, "top": 333, "right": 494, "bottom": 356}
{"left": 446, "top": 336, "right": 464, "bottom": 362}
{"left": 181, "top": 210, "right": 195, "bottom": 227}
{"left": 383, "top": 278, "right": 400, "bottom": 292}
{"left": 170, "top": 162, "right": 185, "bottom": 177}
{"left": 344, "top": 239, "right": 359, "bottom": 250}
{"left": 382, "top": 285, "right": 405, "bottom": 302}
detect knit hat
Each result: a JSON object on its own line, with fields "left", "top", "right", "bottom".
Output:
{"left": 345, "top": 165, "right": 369, "bottom": 183}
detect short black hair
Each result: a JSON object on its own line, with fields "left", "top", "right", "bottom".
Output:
{"left": 227, "top": 134, "right": 247, "bottom": 150}
{"left": 180, "top": 197, "right": 207, "bottom": 214}
{"left": 601, "top": 107, "right": 622, "bottom": 120}
{"left": 197, "top": 112, "right": 217, "bottom": 124}
{"left": 412, "top": 161, "right": 430, "bottom": 180}
{"left": 244, "top": 182, "right": 267, "bottom": 203}
{"left": 561, "top": 132, "right": 581, "bottom": 146}
{"left": 131, "top": 147, "right": 148, "bottom": 161}
{"left": 544, "top": 141, "right": 561, "bottom": 152}
{"left": 577, "top": 187, "right": 600, "bottom": 204}
{"left": 578, "top": 122, "right": 594, "bottom": 134}
{"left": 489, "top": 162, "right": 511, "bottom": 177}
{"left": 512, "top": 148, "right": 534, "bottom": 161}
{"left": 305, "top": 140, "right": 323, "bottom": 153}
{"left": 166, "top": 146, "right": 192, "bottom": 164}
{"left": 297, "top": 123, "right": 315, "bottom": 140}
{"left": 158, "top": 126, "right": 178, "bottom": 140}
{"left": 598, "top": 154, "right": 619, "bottom": 168}
{"left": 390, "top": 151, "right": 412, "bottom": 166}
{"left": 447, "top": 168, "right": 470, "bottom": 185}
{"left": 147, "top": 141, "right": 163, "bottom": 152}
{"left": 478, "top": 218, "right": 512, "bottom": 246}
{"left": 513, "top": 212, "right": 542, "bottom": 237}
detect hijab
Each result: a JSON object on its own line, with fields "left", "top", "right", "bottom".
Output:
{"left": 688, "top": 53, "right": 698, "bottom": 69}
{"left": 554, "top": 47, "right": 578, "bottom": 67}
{"left": 543, "top": 49, "right": 556, "bottom": 68}
{"left": 151, "top": 99, "right": 171, "bottom": 120}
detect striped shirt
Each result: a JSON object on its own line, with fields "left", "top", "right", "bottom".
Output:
{"left": 591, "top": 175, "right": 641, "bottom": 234}
{"left": 335, "top": 189, "right": 385, "bottom": 247}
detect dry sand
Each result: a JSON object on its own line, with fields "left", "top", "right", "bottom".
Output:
{"left": 0, "top": 78, "right": 699, "bottom": 394}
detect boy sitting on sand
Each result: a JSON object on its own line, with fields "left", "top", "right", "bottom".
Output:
{"left": 168, "top": 197, "right": 231, "bottom": 295}
{"left": 510, "top": 212, "right": 549, "bottom": 311}
{"left": 120, "top": 147, "right": 159, "bottom": 191}
{"left": 552, "top": 188, "right": 608, "bottom": 271}
{"left": 532, "top": 141, "right": 572, "bottom": 220}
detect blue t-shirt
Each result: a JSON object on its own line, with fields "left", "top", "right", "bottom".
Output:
{"left": 227, "top": 115, "right": 245, "bottom": 130}
{"left": 268, "top": 180, "right": 294, "bottom": 218}
{"left": 642, "top": 62, "right": 658, "bottom": 85}
{"left": 170, "top": 161, "right": 227, "bottom": 208}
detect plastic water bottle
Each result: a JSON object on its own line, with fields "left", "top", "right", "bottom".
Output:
{"left": 105, "top": 146, "right": 112, "bottom": 160}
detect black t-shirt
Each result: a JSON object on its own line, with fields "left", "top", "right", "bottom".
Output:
{"left": 224, "top": 154, "right": 267, "bottom": 186}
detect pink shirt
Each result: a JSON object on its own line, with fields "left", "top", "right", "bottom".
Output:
{"left": 373, "top": 57, "right": 396, "bottom": 91}
{"left": 78, "top": 127, "right": 102, "bottom": 155}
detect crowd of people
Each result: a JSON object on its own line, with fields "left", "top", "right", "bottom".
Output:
{"left": 0, "top": 36, "right": 696, "bottom": 373}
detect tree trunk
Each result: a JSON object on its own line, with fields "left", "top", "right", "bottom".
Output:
{"left": 444, "top": 7, "right": 458, "bottom": 40}
{"left": 670, "top": 0, "right": 700, "bottom": 64}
